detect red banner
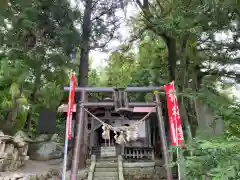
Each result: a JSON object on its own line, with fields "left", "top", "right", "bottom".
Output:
{"left": 164, "top": 82, "right": 184, "bottom": 147}
{"left": 67, "top": 73, "right": 76, "bottom": 140}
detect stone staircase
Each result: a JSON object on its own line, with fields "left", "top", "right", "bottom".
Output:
{"left": 92, "top": 146, "right": 117, "bottom": 158}
{"left": 94, "top": 157, "right": 118, "bottom": 180}
{"left": 88, "top": 146, "right": 123, "bottom": 180}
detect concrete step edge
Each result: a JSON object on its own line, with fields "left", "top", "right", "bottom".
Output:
{"left": 94, "top": 175, "right": 118, "bottom": 176}
{"left": 95, "top": 168, "right": 118, "bottom": 172}
{"left": 95, "top": 164, "right": 118, "bottom": 168}
{"left": 93, "top": 178, "right": 118, "bottom": 180}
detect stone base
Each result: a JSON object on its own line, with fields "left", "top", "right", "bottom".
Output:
{"left": 123, "top": 161, "right": 173, "bottom": 180}
{"left": 124, "top": 167, "right": 155, "bottom": 180}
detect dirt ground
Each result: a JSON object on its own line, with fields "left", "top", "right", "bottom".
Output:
{"left": 0, "top": 159, "right": 62, "bottom": 179}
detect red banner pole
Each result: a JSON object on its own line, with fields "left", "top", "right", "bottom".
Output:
{"left": 62, "top": 73, "right": 76, "bottom": 180}
{"left": 164, "top": 81, "right": 184, "bottom": 180}
{"left": 67, "top": 74, "right": 76, "bottom": 140}
{"left": 164, "top": 81, "right": 184, "bottom": 146}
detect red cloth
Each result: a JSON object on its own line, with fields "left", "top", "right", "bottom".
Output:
{"left": 67, "top": 73, "right": 76, "bottom": 140}
{"left": 164, "top": 82, "right": 184, "bottom": 147}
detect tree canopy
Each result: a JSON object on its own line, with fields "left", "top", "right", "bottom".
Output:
{"left": 0, "top": 0, "right": 240, "bottom": 179}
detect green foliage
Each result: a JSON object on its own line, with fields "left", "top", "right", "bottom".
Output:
{"left": 56, "top": 115, "right": 66, "bottom": 143}
{"left": 102, "top": 36, "right": 168, "bottom": 88}
{"left": 38, "top": 82, "right": 63, "bottom": 109}
{"left": 185, "top": 137, "right": 240, "bottom": 180}
{"left": 0, "top": 0, "right": 81, "bottom": 133}
{"left": 0, "top": 81, "right": 28, "bottom": 131}
{"left": 99, "top": 1, "right": 240, "bottom": 179}
{"left": 0, "top": 2, "right": 239, "bottom": 179}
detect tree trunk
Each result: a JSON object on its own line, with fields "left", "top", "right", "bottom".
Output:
{"left": 194, "top": 100, "right": 223, "bottom": 137}
{"left": 25, "top": 70, "right": 41, "bottom": 132}
{"left": 78, "top": 0, "right": 92, "bottom": 87}
{"left": 192, "top": 66, "right": 223, "bottom": 137}
{"left": 165, "top": 37, "right": 177, "bottom": 81}
{"left": 177, "top": 38, "right": 194, "bottom": 141}
{"left": 74, "top": 0, "right": 93, "bottom": 170}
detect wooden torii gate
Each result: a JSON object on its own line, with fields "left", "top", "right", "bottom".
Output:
{"left": 63, "top": 86, "right": 172, "bottom": 180}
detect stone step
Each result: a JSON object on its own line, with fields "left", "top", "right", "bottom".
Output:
{"left": 93, "top": 177, "right": 118, "bottom": 180}
{"left": 93, "top": 150, "right": 116, "bottom": 153}
{"left": 94, "top": 171, "right": 118, "bottom": 177}
{"left": 97, "top": 154, "right": 116, "bottom": 157}
{"left": 94, "top": 154, "right": 117, "bottom": 157}
{"left": 92, "top": 151, "right": 117, "bottom": 154}
{"left": 94, "top": 153, "right": 117, "bottom": 158}
{"left": 95, "top": 167, "right": 118, "bottom": 172}
{"left": 94, "top": 151, "right": 116, "bottom": 154}
{"left": 96, "top": 156, "right": 117, "bottom": 158}
{"left": 94, "top": 148, "right": 116, "bottom": 150}
{"left": 96, "top": 157, "right": 117, "bottom": 162}
{"left": 92, "top": 146, "right": 116, "bottom": 149}
{"left": 93, "top": 152, "right": 116, "bottom": 155}
{"left": 95, "top": 162, "right": 118, "bottom": 168}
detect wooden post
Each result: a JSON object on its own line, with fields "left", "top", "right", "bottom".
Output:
{"left": 147, "top": 120, "right": 152, "bottom": 147}
{"left": 90, "top": 117, "right": 95, "bottom": 150}
{"left": 153, "top": 123, "right": 156, "bottom": 147}
{"left": 155, "top": 94, "right": 172, "bottom": 180}
{"left": 121, "top": 117, "right": 124, "bottom": 155}
{"left": 70, "top": 90, "right": 86, "bottom": 180}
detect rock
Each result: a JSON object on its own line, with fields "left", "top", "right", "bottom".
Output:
{"left": 14, "top": 131, "right": 33, "bottom": 143}
{"left": 60, "top": 170, "right": 88, "bottom": 180}
{"left": 0, "top": 134, "right": 13, "bottom": 142}
{"left": 0, "top": 130, "right": 4, "bottom": 136}
{"left": 27, "top": 175, "right": 37, "bottom": 180}
{"left": 0, "top": 159, "right": 6, "bottom": 171}
{"left": 36, "top": 174, "right": 45, "bottom": 180}
{"left": 50, "top": 134, "right": 61, "bottom": 143}
{"left": 0, "top": 133, "right": 29, "bottom": 172}
{"left": 28, "top": 142, "right": 63, "bottom": 161}
{"left": 18, "top": 145, "right": 28, "bottom": 156}
{"left": 0, "top": 172, "right": 55, "bottom": 180}
{"left": 78, "top": 169, "right": 88, "bottom": 180}
{"left": 48, "top": 176, "right": 58, "bottom": 180}
{"left": 43, "top": 171, "right": 52, "bottom": 179}
{"left": 18, "top": 177, "right": 30, "bottom": 180}
{"left": 34, "top": 135, "right": 50, "bottom": 143}
{"left": 5, "top": 144, "right": 14, "bottom": 154}
{"left": 0, "top": 140, "right": 5, "bottom": 157}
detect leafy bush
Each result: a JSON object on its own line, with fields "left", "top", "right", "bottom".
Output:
{"left": 185, "top": 137, "right": 240, "bottom": 180}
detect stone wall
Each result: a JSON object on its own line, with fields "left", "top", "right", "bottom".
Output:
{"left": 28, "top": 134, "right": 63, "bottom": 161}
{"left": 0, "top": 131, "right": 31, "bottom": 172}
{"left": 124, "top": 167, "right": 155, "bottom": 180}
{"left": 123, "top": 162, "right": 159, "bottom": 180}
{"left": 123, "top": 160, "right": 174, "bottom": 180}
